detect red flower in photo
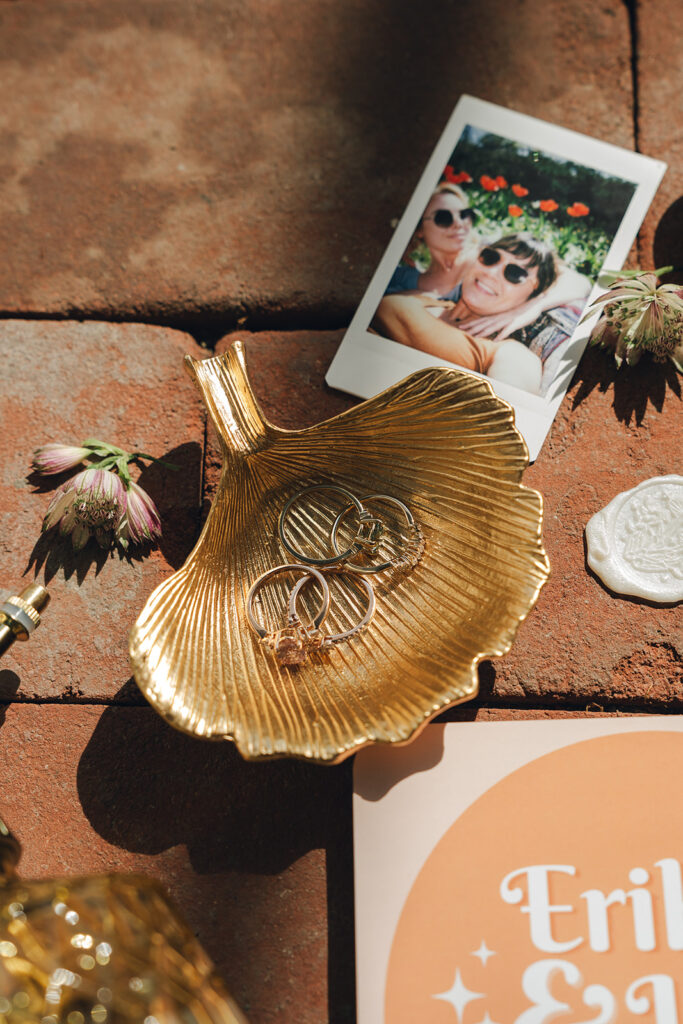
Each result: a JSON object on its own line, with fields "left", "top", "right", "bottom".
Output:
{"left": 508, "top": 204, "right": 523, "bottom": 218}
{"left": 567, "top": 201, "right": 590, "bottom": 217}
{"left": 444, "top": 167, "right": 473, "bottom": 185}
{"left": 480, "top": 175, "right": 499, "bottom": 191}
{"left": 511, "top": 183, "right": 529, "bottom": 197}
{"left": 495, "top": 175, "right": 508, "bottom": 189}
{"left": 539, "top": 199, "right": 559, "bottom": 212}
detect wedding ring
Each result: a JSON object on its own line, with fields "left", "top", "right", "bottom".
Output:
{"left": 288, "top": 574, "right": 376, "bottom": 646}
{"left": 245, "top": 565, "right": 331, "bottom": 634}
{"left": 279, "top": 485, "right": 373, "bottom": 567}
{"left": 330, "top": 493, "right": 421, "bottom": 574}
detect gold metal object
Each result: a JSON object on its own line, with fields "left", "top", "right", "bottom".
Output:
{"left": 0, "top": 583, "right": 50, "bottom": 656}
{"left": 278, "top": 483, "right": 368, "bottom": 566}
{"left": 130, "top": 342, "right": 550, "bottom": 764}
{"left": 246, "top": 563, "right": 331, "bottom": 666}
{"left": 329, "top": 492, "right": 421, "bottom": 573}
{"left": 0, "top": 818, "right": 247, "bottom": 1023}
{"left": 289, "top": 573, "right": 376, "bottom": 646}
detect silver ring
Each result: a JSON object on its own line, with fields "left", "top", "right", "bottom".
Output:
{"left": 330, "top": 493, "right": 417, "bottom": 574}
{"left": 288, "top": 574, "right": 375, "bottom": 646}
{"left": 246, "top": 564, "right": 330, "bottom": 639}
{"left": 279, "top": 485, "right": 368, "bottom": 567}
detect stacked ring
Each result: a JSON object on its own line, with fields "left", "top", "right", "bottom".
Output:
{"left": 330, "top": 493, "right": 419, "bottom": 574}
{"left": 278, "top": 485, "right": 374, "bottom": 566}
{"left": 246, "top": 564, "right": 331, "bottom": 666}
{"left": 246, "top": 482, "right": 423, "bottom": 665}
{"left": 288, "top": 574, "right": 376, "bottom": 646}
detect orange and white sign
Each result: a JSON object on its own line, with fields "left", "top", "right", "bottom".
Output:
{"left": 353, "top": 719, "right": 683, "bottom": 1023}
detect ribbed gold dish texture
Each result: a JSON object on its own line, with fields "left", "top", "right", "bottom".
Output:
{"left": 0, "top": 823, "right": 246, "bottom": 1022}
{"left": 130, "top": 342, "right": 549, "bottom": 764}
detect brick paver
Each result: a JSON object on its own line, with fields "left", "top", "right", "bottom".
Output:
{"left": 0, "top": 703, "right": 639, "bottom": 1021}
{"left": 0, "top": 320, "right": 204, "bottom": 699}
{"left": 636, "top": 0, "right": 683, "bottom": 273}
{"left": 497, "top": 344, "right": 682, "bottom": 706}
{"left": 1, "top": 4, "right": 681, "bottom": 1022}
{"left": 0, "top": 0, "right": 634, "bottom": 323}
{"left": 0, "top": 704, "right": 336, "bottom": 1024}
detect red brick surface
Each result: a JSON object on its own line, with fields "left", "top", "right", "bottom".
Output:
{"left": 636, "top": 0, "right": 683, "bottom": 274}
{"left": 0, "top": 320, "right": 204, "bottom": 700}
{"left": 495, "top": 345, "right": 682, "bottom": 706}
{"left": 0, "top": 704, "right": 336, "bottom": 1024}
{"left": 0, "top": 4, "right": 680, "bottom": 1022}
{"left": 0, "top": 0, "right": 634, "bottom": 323}
{"left": 0, "top": 704, "right": 637, "bottom": 1022}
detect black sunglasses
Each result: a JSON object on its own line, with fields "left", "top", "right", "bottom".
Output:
{"left": 478, "top": 247, "right": 530, "bottom": 285}
{"left": 427, "top": 207, "right": 477, "bottom": 228}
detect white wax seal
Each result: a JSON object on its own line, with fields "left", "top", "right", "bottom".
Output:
{"left": 585, "top": 475, "right": 683, "bottom": 602}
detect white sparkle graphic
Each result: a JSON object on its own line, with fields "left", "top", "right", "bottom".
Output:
{"left": 471, "top": 940, "right": 496, "bottom": 966}
{"left": 473, "top": 1014, "right": 501, "bottom": 1024}
{"left": 433, "top": 968, "right": 484, "bottom": 1022}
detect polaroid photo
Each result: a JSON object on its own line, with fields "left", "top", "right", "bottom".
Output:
{"left": 326, "top": 96, "right": 666, "bottom": 460}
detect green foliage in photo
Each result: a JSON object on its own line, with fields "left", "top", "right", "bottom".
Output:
{"left": 432, "top": 127, "right": 637, "bottom": 281}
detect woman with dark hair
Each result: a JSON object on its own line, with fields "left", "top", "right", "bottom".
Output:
{"left": 386, "top": 183, "right": 479, "bottom": 300}
{"left": 455, "top": 234, "right": 590, "bottom": 343}
{"left": 374, "top": 233, "right": 566, "bottom": 395}
{"left": 386, "top": 179, "right": 591, "bottom": 357}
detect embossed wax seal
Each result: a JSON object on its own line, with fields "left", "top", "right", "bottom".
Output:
{"left": 586, "top": 475, "right": 683, "bottom": 602}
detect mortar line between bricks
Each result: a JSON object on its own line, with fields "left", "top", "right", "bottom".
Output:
{"left": 0, "top": 310, "right": 351, "bottom": 342}
{"left": 624, "top": 0, "right": 641, "bottom": 154}
{"left": 1, "top": 697, "right": 681, "bottom": 715}
{"left": 623, "top": 0, "right": 644, "bottom": 266}
{"left": 0, "top": 698, "right": 147, "bottom": 707}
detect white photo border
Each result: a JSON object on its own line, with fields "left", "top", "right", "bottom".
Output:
{"left": 326, "top": 96, "right": 667, "bottom": 461}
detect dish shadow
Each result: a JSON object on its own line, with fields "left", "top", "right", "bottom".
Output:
{"left": 77, "top": 693, "right": 356, "bottom": 1022}
{"left": 77, "top": 698, "right": 351, "bottom": 873}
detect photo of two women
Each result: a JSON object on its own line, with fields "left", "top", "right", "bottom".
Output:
{"left": 371, "top": 127, "right": 637, "bottom": 397}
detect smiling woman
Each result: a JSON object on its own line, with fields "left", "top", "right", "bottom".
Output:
{"left": 373, "top": 233, "right": 558, "bottom": 395}
{"left": 460, "top": 235, "right": 557, "bottom": 314}
{"left": 385, "top": 183, "right": 480, "bottom": 300}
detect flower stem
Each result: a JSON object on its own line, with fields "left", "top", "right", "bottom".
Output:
{"left": 128, "top": 452, "right": 180, "bottom": 470}
{"left": 84, "top": 450, "right": 179, "bottom": 473}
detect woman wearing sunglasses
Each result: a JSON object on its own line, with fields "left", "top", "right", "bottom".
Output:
{"left": 386, "top": 184, "right": 479, "bottom": 300}
{"left": 374, "top": 234, "right": 560, "bottom": 395}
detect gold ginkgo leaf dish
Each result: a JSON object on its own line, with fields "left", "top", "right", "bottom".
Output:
{"left": 130, "top": 342, "right": 549, "bottom": 764}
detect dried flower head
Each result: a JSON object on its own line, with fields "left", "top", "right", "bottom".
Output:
{"left": 43, "top": 468, "right": 127, "bottom": 550}
{"left": 31, "top": 444, "right": 91, "bottom": 475}
{"left": 584, "top": 267, "right": 683, "bottom": 369}
{"left": 33, "top": 437, "right": 175, "bottom": 553}
{"left": 116, "top": 480, "right": 162, "bottom": 549}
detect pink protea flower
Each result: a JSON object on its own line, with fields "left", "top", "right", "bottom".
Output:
{"left": 43, "top": 468, "right": 127, "bottom": 551}
{"left": 116, "top": 480, "right": 162, "bottom": 549}
{"left": 584, "top": 267, "right": 683, "bottom": 368}
{"left": 33, "top": 436, "right": 173, "bottom": 553}
{"left": 32, "top": 443, "right": 90, "bottom": 475}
